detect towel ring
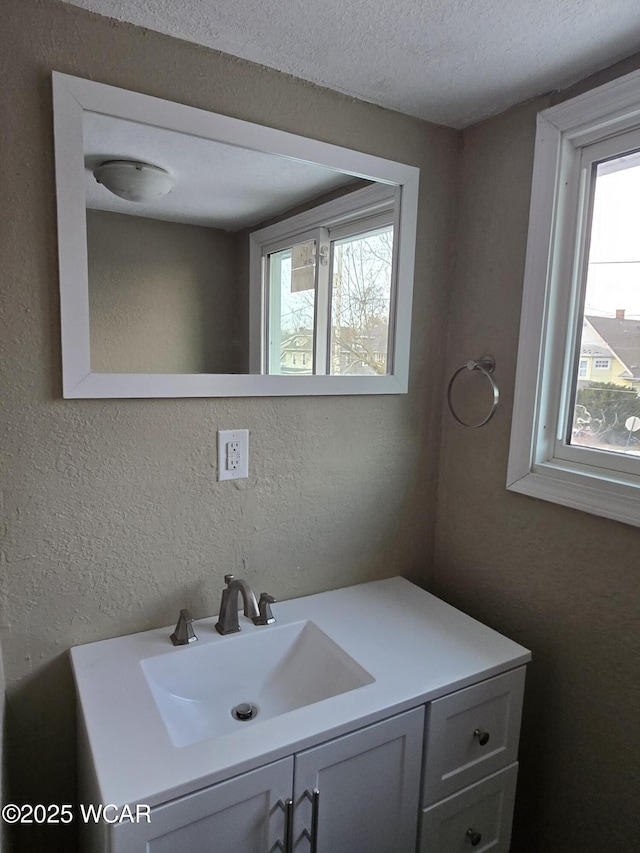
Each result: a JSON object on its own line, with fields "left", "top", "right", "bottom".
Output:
{"left": 447, "top": 356, "right": 499, "bottom": 428}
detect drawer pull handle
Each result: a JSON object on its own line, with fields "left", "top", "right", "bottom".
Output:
{"left": 473, "top": 728, "right": 490, "bottom": 746}
{"left": 466, "top": 828, "right": 482, "bottom": 846}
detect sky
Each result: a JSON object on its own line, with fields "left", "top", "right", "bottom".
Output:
{"left": 585, "top": 157, "right": 640, "bottom": 318}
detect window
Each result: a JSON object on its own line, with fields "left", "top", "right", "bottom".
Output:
{"left": 250, "top": 185, "right": 398, "bottom": 378}
{"left": 266, "top": 239, "right": 316, "bottom": 376}
{"left": 508, "top": 68, "right": 640, "bottom": 527}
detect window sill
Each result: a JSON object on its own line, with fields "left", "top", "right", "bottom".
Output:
{"left": 507, "top": 459, "right": 640, "bottom": 527}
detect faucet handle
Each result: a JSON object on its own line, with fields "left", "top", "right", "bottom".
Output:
{"left": 252, "top": 593, "right": 277, "bottom": 626}
{"left": 170, "top": 608, "right": 198, "bottom": 646}
{"left": 224, "top": 574, "right": 235, "bottom": 584}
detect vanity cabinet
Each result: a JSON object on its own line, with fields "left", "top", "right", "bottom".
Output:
{"left": 109, "top": 707, "right": 424, "bottom": 853}
{"left": 105, "top": 668, "right": 526, "bottom": 853}
{"left": 73, "top": 579, "right": 531, "bottom": 853}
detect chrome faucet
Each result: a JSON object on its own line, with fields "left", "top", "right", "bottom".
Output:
{"left": 170, "top": 608, "right": 198, "bottom": 645}
{"left": 215, "top": 575, "right": 260, "bottom": 635}
{"left": 254, "top": 592, "right": 277, "bottom": 625}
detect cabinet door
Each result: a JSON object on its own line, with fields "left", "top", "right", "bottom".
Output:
{"left": 112, "top": 757, "right": 293, "bottom": 853}
{"left": 292, "top": 707, "right": 424, "bottom": 853}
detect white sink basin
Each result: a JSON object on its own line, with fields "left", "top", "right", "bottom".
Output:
{"left": 141, "top": 619, "right": 375, "bottom": 747}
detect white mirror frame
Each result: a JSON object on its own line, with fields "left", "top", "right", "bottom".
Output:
{"left": 52, "top": 72, "right": 419, "bottom": 399}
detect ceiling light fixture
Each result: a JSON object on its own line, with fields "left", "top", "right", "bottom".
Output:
{"left": 93, "top": 160, "right": 175, "bottom": 202}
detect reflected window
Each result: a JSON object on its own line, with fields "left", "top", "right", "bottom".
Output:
{"left": 267, "top": 240, "right": 316, "bottom": 375}
{"left": 255, "top": 187, "right": 397, "bottom": 377}
{"left": 330, "top": 225, "right": 393, "bottom": 376}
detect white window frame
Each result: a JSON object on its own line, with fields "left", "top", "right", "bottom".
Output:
{"left": 249, "top": 184, "right": 399, "bottom": 377}
{"left": 507, "top": 68, "right": 640, "bottom": 527}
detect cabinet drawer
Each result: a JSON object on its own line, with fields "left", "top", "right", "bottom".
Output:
{"left": 418, "top": 763, "right": 518, "bottom": 853}
{"left": 422, "top": 667, "right": 525, "bottom": 806}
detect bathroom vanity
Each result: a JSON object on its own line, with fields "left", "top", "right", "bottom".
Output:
{"left": 71, "top": 577, "right": 530, "bottom": 852}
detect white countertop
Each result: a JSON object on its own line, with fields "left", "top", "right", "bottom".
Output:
{"left": 70, "top": 577, "right": 531, "bottom": 809}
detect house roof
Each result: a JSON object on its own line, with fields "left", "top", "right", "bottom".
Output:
{"left": 585, "top": 315, "right": 640, "bottom": 379}
{"left": 580, "top": 344, "right": 612, "bottom": 359}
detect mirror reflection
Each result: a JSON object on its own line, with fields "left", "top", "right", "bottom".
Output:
{"left": 83, "top": 112, "right": 378, "bottom": 375}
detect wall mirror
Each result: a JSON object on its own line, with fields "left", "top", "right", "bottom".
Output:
{"left": 52, "top": 72, "right": 419, "bottom": 398}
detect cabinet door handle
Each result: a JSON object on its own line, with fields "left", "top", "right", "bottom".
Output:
{"left": 473, "top": 728, "right": 490, "bottom": 746}
{"left": 274, "top": 799, "right": 294, "bottom": 853}
{"left": 302, "top": 788, "right": 320, "bottom": 852}
{"left": 284, "top": 798, "right": 294, "bottom": 853}
{"left": 466, "top": 828, "right": 482, "bottom": 846}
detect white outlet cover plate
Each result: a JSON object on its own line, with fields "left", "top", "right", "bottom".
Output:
{"left": 218, "top": 429, "right": 249, "bottom": 480}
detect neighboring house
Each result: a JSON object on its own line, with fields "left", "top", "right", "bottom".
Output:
{"left": 280, "top": 326, "right": 388, "bottom": 375}
{"left": 579, "top": 312, "right": 640, "bottom": 390}
{"left": 280, "top": 332, "right": 313, "bottom": 373}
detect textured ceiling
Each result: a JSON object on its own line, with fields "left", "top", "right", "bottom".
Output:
{"left": 61, "top": 0, "right": 640, "bottom": 128}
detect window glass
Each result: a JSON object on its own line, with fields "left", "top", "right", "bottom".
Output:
{"left": 329, "top": 225, "right": 393, "bottom": 376}
{"left": 570, "top": 150, "right": 640, "bottom": 456}
{"left": 267, "top": 240, "right": 316, "bottom": 375}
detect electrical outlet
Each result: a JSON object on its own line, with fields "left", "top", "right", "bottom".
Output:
{"left": 218, "top": 430, "right": 249, "bottom": 480}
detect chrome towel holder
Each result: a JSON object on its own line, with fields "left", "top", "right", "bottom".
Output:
{"left": 446, "top": 355, "right": 499, "bottom": 428}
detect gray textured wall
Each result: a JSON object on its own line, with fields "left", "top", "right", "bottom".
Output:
{"left": 0, "top": 1, "right": 457, "bottom": 849}
{"left": 435, "top": 60, "right": 640, "bottom": 853}
{"left": 87, "top": 211, "right": 241, "bottom": 374}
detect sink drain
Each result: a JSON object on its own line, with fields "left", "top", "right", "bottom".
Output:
{"left": 231, "top": 702, "right": 258, "bottom": 721}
